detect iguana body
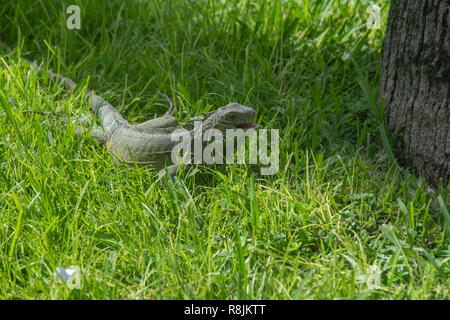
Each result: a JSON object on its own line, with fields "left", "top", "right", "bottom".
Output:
{"left": 2, "top": 44, "right": 258, "bottom": 179}
{"left": 107, "top": 103, "right": 256, "bottom": 175}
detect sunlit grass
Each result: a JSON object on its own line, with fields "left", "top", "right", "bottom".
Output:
{"left": 0, "top": 0, "right": 448, "bottom": 299}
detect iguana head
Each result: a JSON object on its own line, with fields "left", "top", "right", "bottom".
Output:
{"left": 201, "top": 103, "right": 258, "bottom": 130}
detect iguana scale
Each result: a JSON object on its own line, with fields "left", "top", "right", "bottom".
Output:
{"left": 2, "top": 43, "right": 258, "bottom": 180}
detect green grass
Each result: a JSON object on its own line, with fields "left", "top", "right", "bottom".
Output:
{"left": 0, "top": 0, "right": 449, "bottom": 299}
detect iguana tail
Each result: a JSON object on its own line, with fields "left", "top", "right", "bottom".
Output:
{"left": 1, "top": 41, "right": 129, "bottom": 137}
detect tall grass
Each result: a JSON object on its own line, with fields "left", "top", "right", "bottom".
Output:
{"left": 0, "top": 0, "right": 448, "bottom": 299}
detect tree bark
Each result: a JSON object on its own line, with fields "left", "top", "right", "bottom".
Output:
{"left": 379, "top": 0, "right": 449, "bottom": 187}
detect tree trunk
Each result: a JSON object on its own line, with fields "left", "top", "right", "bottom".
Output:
{"left": 379, "top": 0, "right": 449, "bottom": 187}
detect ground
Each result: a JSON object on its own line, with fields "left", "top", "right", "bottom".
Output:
{"left": 0, "top": 0, "right": 448, "bottom": 299}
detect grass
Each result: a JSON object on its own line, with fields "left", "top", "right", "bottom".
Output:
{"left": 0, "top": 0, "right": 449, "bottom": 299}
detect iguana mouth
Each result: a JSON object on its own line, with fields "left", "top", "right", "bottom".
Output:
{"left": 238, "top": 123, "right": 259, "bottom": 129}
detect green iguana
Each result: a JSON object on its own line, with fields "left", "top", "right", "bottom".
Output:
{"left": 2, "top": 44, "right": 258, "bottom": 181}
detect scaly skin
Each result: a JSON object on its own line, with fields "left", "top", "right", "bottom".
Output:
{"left": 1, "top": 42, "right": 258, "bottom": 180}
{"left": 107, "top": 103, "right": 257, "bottom": 179}
{"left": 88, "top": 101, "right": 257, "bottom": 182}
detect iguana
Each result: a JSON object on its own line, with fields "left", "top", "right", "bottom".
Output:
{"left": 2, "top": 43, "right": 258, "bottom": 180}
